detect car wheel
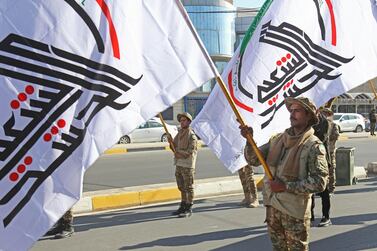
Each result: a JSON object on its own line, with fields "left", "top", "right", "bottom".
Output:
{"left": 118, "top": 136, "right": 130, "bottom": 144}
{"left": 161, "top": 133, "right": 168, "bottom": 142}
{"left": 354, "top": 125, "right": 363, "bottom": 133}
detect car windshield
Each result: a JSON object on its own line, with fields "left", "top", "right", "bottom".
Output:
{"left": 333, "top": 114, "right": 342, "bottom": 120}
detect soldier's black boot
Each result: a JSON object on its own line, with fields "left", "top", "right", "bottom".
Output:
{"left": 54, "top": 223, "right": 74, "bottom": 239}
{"left": 44, "top": 224, "right": 62, "bottom": 236}
{"left": 172, "top": 202, "right": 185, "bottom": 216}
{"left": 178, "top": 203, "right": 193, "bottom": 218}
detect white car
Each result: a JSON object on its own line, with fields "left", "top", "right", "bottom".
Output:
{"left": 118, "top": 118, "right": 178, "bottom": 144}
{"left": 333, "top": 113, "right": 365, "bottom": 132}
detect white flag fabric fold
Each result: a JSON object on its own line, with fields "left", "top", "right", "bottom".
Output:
{"left": 192, "top": 0, "right": 377, "bottom": 173}
{"left": 0, "top": 1, "right": 214, "bottom": 250}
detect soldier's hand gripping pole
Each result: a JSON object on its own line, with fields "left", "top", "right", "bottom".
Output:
{"left": 158, "top": 113, "right": 176, "bottom": 153}
{"left": 214, "top": 76, "right": 273, "bottom": 180}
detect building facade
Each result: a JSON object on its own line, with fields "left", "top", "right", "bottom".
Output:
{"left": 163, "top": 0, "right": 236, "bottom": 123}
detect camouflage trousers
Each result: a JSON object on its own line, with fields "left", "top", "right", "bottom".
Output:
{"left": 328, "top": 151, "right": 336, "bottom": 192}
{"left": 175, "top": 166, "right": 195, "bottom": 204}
{"left": 238, "top": 165, "right": 258, "bottom": 202}
{"left": 266, "top": 206, "right": 310, "bottom": 251}
{"left": 59, "top": 209, "right": 73, "bottom": 228}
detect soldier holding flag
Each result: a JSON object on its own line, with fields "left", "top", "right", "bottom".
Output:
{"left": 240, "top": 97, "right": 328, "bottom": 250}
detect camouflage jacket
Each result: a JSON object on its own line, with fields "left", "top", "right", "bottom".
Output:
{"left": 328, "top": 121, "right": 340, "bottom": 153}
{"left": 173, "top": 127, "right": 198, "bottom": 169}
{"left": 244, "top": 128, "right": 328, "bottom": 219}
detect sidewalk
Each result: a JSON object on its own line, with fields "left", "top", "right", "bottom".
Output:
{"left": 74, "top": 175, "right": 264, "bottom": 214}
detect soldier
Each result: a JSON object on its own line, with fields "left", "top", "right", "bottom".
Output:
{"left": 169, "top": 112, "right": 198, "bottom": 218}
{"left": 45, "top": 209, "right": 74, "bottom": 239}
{"left": 315, "top": 108, "right": 340, "bottom": 227}
{"left": 238, "top": 164, "right": 259, "bottom": 208}
{"left": 240, "top": 97, "right": 328, "bottom": 250}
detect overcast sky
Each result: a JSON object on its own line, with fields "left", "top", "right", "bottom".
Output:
{"left": 233, "top": 0, "right": 264, "bottom": 8}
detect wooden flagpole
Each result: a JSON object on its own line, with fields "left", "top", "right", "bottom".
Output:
{"left": 215, "top": 76, "right": 273, "bottom": 180}
{"left": 175, "top": 0, "right": 273, "bottom": 180}
{"left": 158, "top": 113, "right": 176, "bottom": 153}
{"left": 369, "top": 80, "right": 377, "bottom": 100}
{"left": 325, "top": 97, "right": 337, "bottom": 108}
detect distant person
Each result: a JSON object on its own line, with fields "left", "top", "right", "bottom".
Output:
{"left": 169, "top": 112, "right": 198, "bottom": 218}
{"left": 45, "top": 209, "right": 74, "bottom": 239}
{"left": 238, "top": 164, "right": 259, "bottom": 208}
{"left": 369, "top": 109, "right": 376, "bottom": 136}
{"left": 240, "top": 97, "right": 328, "bottom": 250}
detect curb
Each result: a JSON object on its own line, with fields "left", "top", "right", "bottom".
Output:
{"left": 73, "top": 175, "right": 264, "bottom": 214}
{"left": 104, "top": 141, "right": 207, "bottom": 155}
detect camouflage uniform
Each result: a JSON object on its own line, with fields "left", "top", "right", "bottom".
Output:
{"left": 60, "top": 209, "right": 73, "bottom": 230}
{"left": 245, "top": 127, "right": 328, "bottom": 250}
{"left": 45, "top": 208, "right": 74, "bottom": 238}
{"left": 327, "top": 121, "right": 339, "bottom": 192}
{"left": 173, "top": 124, "right": 198, "bottom": 217}
{"left": 238, "top": 164, "right": 259, "bottom": 207}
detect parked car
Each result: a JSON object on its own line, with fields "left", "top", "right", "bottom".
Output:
{"left": 333, "top": 113, "right": 365, "bottom": 132}
{"left": 118, "top": 118, "right": 178, "bottom": 144}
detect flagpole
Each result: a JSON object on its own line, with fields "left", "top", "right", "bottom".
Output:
{"left": 175, "top": 0, "right": 273, "bottom": 180}
{"left": 158, "top": 113, "right": 176, "bottom": 153}
{"left": 369, "top": 80, "right": 377, "bottom": 100}
{"left": 325, "top": 97, "right": 337, "bottom": 108}
{"left": 215, "top": 76, "right": 274, "bottom": 180}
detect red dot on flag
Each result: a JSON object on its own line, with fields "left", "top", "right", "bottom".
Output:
{"left": 268, "top": 100, "right": 273, "bottom": 106}
{"left": 44, "top": 133, "right": 52, "bottom": 142}
{"left": 51, "top": 126, "right": 59, "bottom": 135}
{"left": 10, "top": 172, "right": 19, "bottom": 182}
{"left": 25, "top": 85, "right": 35, "bottom": 95}
{"left": 281, "top": 57, "right": 287, "bottom": 63}
{"left": 286, "top": 53, "right": 291, "bottom": 59}
{"left": 17, "top": 164, "right": 26, "bottom": 173}
{"left": 18, "top": 93, "right": 27, "bottom": 102}
{"left": 11, "top": 100, "right": 20, "bottom": 109}
{"left": 57, "top": 119, "right": 66, "bottom": 128}
{"left": 276, "top": 60, "right": 282, "bottom": 66}
{"left": 24, "top": 156, "right": 33, "bottom": 165}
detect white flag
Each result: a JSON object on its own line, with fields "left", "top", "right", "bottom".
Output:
{"left": 0, "top": 0, "right": 215, "bottom": 250}
{"left": 192, "top": 0, "right": 377, "bottom": 173}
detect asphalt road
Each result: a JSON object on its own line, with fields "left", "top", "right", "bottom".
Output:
{"left": 83, "top": 132, "right": 377, "bottom": 192}
{"left": 33, "top": 176, "right": 377, "bottom": 251}
{"left": 83, "top": 148, "right": 230, "bottom": 192}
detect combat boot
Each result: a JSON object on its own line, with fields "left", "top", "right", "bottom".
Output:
{"left": 178, "top": 203, "right": 193, "bottom": 218}
{"left": 44, "top": 224, "right": 62, "bottom": 236}
{"left": 172, "top": 202, "right": 185, "bottom": 216}
{"left": 54, "top": 224, "right": 74, "bottom": 239}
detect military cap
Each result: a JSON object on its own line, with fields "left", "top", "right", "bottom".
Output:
{"left": 285, "top": 97, "right": 319, "bottom": 125}
{"left": 177, "top": 112, "right": 193, "bottom": 122}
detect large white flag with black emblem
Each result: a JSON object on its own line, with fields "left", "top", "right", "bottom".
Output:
{"left": 192, "top": 0, "right": 377, "bottom": 173}
{"left": 0, "top": 0, "right": 215, "bottom": 250}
